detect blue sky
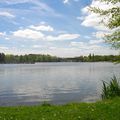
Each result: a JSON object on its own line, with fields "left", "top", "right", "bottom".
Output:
{"left": 0, "top": 0, "right": 119, "bottom": 57}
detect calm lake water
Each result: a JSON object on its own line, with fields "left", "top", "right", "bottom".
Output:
{"left": 0, "top": 62, "right": 120, "bottom": 106}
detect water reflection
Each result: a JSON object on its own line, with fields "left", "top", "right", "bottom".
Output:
{"left": 0, "top": 62, "right": 119, "bottom": 106}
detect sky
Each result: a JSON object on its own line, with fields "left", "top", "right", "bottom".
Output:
{"left": 0, "top": 0, "right": 119, "bottom": 57}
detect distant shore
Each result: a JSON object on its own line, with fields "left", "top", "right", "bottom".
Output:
{"left": 0, "top": 53, "right": 120, "bottom": 63}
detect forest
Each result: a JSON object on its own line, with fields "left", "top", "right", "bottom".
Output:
{"left": 0, "top": 53, "right": 120, "bottom": 63}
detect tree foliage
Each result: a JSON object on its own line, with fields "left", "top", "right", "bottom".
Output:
{"left": 1, "top": 53, "right": 61, "bottom": 63}
{"left": 0, "top": 53, "right": 5, "bottom": 63}
{"left": 0, "top": 53, "right": 120, "bottom": 63}
{"left": 90, "top": 0, "right": 120, "bottom": 49}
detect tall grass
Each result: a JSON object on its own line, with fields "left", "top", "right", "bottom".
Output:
{"left": 101, "top": 75, "right": 120, "bottom": 99}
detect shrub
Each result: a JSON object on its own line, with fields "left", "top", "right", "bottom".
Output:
{"left": 101, "top": 75, "right": 120, "bottom": 99}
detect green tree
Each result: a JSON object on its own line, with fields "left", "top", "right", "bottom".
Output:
{"left": 88, "top": 53, "right": 92, "bottom": 61}
{"left": 90, "top": 0, "right": 120, "bottom": 49}
{"left": 0, "top": 53, "right": 5, "bottom": 63}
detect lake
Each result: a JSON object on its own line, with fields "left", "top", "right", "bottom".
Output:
{"left": 0, "top": 62, "right": 120, "bottom": 106}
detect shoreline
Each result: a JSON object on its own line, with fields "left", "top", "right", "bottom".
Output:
{"left": 0, "top": 97, "right": 119, "bottom": 120}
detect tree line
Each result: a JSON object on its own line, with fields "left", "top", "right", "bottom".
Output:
{"left": 0, "top": 53, "right": 61, "bottom": 63}
{"left": 0, "top": 53, "right": 120, "bottom": 63}
{"left": 65, "top": 54, "right": 120, "bottom": 62}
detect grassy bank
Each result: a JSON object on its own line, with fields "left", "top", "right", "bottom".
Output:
{"left": 0, "top": 98, "right": 120, "bottom": 120}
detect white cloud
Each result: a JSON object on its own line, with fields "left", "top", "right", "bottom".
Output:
{"left": 0, "top": 46, "right": 9, "bottom": 53}
{"left": 0, "top": 11, "right": 15, "bottom": 18}
{"left": 0, "top": 32, "right": 6, "bottom": 36}
{"left": 63, "top": 0, "right": 69, "bottom": 4}
{"left": 0, "top": 0, "right": 30, "bottom": 4}
{"left": 32, "top": 45, "right": 46, "bottom": 48}
{"left": 0, "top": 46, "right": 8, "bottom": 50}
{"left": 69, "top": 41, "right": 119, "bottom": 56}
{"left": 70, "top": 41, "right": 102, "bottom": 50}
{"left": 49, "top": 47, "right": 56, "bottom": 50}
{"left": 13, "top": 29, "right": 45, "bottom": 40}
{"left": 32, "top": 0, "right": 61, "bottom": 17}
{"left": 80, "top": 0, "right": 118, "bottom": 30}
{"left": 81, "top": 6, "right": 89, "bottom": 14}
{"left": 89, "top": 39, "right": 104, "bottom": 44}
{"left": 32, "top": 45, "right": 41, "bottom": 48}
{"left": 46, "top": 34, "right": 80, "bottom": 41}
{"left": 21, "top": 45, "right": 25, "bottom": 48}
{"left": 29, "top": 25, "right": 54, "bottom": 31}
{"left": 0, "top": 0, "right": 61, "bottom": 18}
{"left": 70, "top": 40, "right": 102, "bottom": 50}
{"left": 90, "top": 0, "right": 115, "bottom": 10}
{"left": 5, "top": 37, "right": 10, "bottom": 40}
{"left": 78, "top": 0, "right": 117, "bottom": 50}
{"left": 81, "top": 13, "right": 100, "bottom": 26}
{"left": 1, "top": 43, "right": 118, "bottom": 57}
{"left": 81, "top": 13, "right": 107, "bottom": 30}
{"left": 70, "top": 41, "right": 85, "bottom": 48}
{"left": 63, "top": 0, "right": 79, "bottom": 4}
{"left": 92, "top": 31, "right": 109, "bottom": 39}
{"left": 46, "top": 44, "right": 118, "bottom": 57}
{"left": 12, "top": 26, "right": 80, "bottom": 41}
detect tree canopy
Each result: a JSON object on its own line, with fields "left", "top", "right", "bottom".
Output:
{"left": 0, "top": 53, "right": 120, "bottom": 63}
{"left": 90, "top": 0, "right": 120, "bottom": 49}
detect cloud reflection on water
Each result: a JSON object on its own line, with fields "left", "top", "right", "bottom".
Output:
{"left": 0, "top": 62, "right": 120, "bottom": 106}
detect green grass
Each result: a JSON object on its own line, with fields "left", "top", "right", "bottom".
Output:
{"left": 0, "top": 97, "right": 120, "bottom": 120}
{"left": 101, "top": 75, "right": 120, "bottom": 99}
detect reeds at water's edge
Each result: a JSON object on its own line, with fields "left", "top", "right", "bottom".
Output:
{"left": 101, "top": 75, "right": 120, "bottom": 99}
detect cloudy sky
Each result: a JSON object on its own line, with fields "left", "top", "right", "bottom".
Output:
{"left": 0, "top": 0, "right": 119, "bottom": 57}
